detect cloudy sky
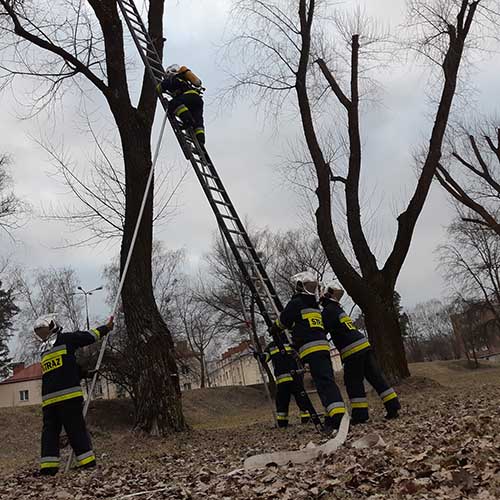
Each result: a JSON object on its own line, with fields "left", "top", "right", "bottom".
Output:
{"left": 1, "top": 0, "right": 499, "bottom": 325}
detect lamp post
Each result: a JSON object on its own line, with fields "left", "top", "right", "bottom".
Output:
{"left": 72, "top": 285, "right": 103, "bottom": 330}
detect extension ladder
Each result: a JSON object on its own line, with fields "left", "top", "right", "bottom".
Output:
{"left": 116, "top": 0, "right": 323, "bottom": 430}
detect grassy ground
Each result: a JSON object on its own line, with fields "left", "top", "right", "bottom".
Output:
{"left": 0, "top": 361, "right": 499, "bottom": 499}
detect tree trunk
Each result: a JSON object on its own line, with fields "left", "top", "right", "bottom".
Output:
{"left": 118, "top": 115, "right": 185, "bottom": 435}
{"left": 363, "top": 294, "right": 410, "bottom": 382}
{"left": 200, "top": 352, "right": 206, "bottom": 388}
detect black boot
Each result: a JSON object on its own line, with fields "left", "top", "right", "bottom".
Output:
{"left": 384, "top": 397, "right": 401, "bottom": 420}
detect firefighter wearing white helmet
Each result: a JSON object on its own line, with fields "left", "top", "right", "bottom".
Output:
{"left": 270, "top": 271, "right": 346, "bottom": 433}
{"left": 35, "top": 313, "right": 114, "bottom": 476}
{"left": 320, "top": 282, "right": 400, "bottom": 423}
{"left": 156, "top": 63, "right": 206, "bottom": 145}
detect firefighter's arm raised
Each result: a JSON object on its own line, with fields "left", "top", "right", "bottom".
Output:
{"left": 64, "top": 316, "right": 114, "bottom": 348}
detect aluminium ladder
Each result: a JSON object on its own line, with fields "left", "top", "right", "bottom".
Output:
{"left": 116, "top": 0, "right": 323, "bottom": 430}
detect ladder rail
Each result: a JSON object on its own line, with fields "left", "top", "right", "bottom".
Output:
{"left": 115, "top": 0, "right": 325, "bottom": 433}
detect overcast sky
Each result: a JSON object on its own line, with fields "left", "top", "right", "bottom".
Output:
{"left": 1, "top": 0, "right": 499, "bottom": 326}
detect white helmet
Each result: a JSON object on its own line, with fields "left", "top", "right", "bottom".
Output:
{"left": 165, "top": 64, "right": 180, "bottom": 76}
{"left": 323, "top": 282, "right": 344, "bottom": 301}
{"left": 290, "top": 271, "right": 318, "bottom": 295}
{"left": 33, "top": 314, "right": 61, "bottom": 340}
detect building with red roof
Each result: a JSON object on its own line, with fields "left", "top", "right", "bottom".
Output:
{"left": 0, "top": 362, "right": 43, "bottom": 407}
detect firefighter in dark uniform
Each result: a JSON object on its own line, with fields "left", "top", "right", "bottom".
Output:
{"left": 34, "top": 314, "right": 114, "bottom": 475}
{"left": 270, "top": 272, "right": 346, "bottom": 433}
{"left": 157, "top": 64, "right": 205, "bottom": 145}
{"left": 320, "top": 283, "right": 401, "bottom": 424}
{"left": 255, "top": 340, "right": 311, "bottom": 427}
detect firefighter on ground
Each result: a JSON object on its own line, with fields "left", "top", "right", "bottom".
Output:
{"left": 269, "top": 272, "right": 346, "bottom": 433}
{"left": 34, "top": 314, "right": 114, "bottom": 475}
{"left": 157, "top": 64, "right": 206, "bottom": 145}
{"left": 320, "top": 283, "right": 401, "bottom": 424}
{"left": 254, "top": 339, "right": 311, "bottom": 427}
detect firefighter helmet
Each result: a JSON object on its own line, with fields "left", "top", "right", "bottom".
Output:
{"left": 33, "top": 314, "right": 61, "bottom": 340}
{"left": 323, "top": 282, "right": 344, "bottom": 301}
{"left": 165, "top": 64, "right": 180, "bottom": 76}
{"left": 291, "top": 271, "right": 318, "bottom": 295}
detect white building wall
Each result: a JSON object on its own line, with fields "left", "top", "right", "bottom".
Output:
{"left": 0, "top": 379, "right": 43, "bottom": 408}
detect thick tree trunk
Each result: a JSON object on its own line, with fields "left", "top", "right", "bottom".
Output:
{"left": 363, "top": 293, "right": 410, "bottom": 382}
{"left": 118, "top": 115, "right": 185, "bottom": 435}
{"left": 200, "top": 353, "right": 206, "bottom": 389}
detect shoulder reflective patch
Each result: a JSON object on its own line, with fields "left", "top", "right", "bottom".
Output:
{"left": 339, "top": 314, "right": 356, "bottom": 330}
{"left": 301, "top": 309, "right": 324, "bottom": 329}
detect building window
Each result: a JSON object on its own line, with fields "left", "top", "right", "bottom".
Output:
{"left": 181, "top": 365, "right": 189, "bottom": 375}
{"left": 183, "top": 383, "right": 192, "bottom": 391}
{"left": 19, "top": 390, "right": 29, "bottom": 401}
{"left": 95, "top": 380, "right": 103, "bottom": 396}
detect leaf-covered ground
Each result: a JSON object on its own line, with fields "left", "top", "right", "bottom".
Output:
{"left": 1, "top": 361, "right": 499, "bottom": 499}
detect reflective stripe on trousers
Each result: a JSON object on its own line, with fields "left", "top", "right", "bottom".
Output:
{"left": 326, "top": 401, "right": 346, "bottom": 417}
{"left": 350, "top": 397, "right": 368, "bottom": 409}
{"left": 340, "top": 338, "right": 370, "bottom": 360}
{"left": 276, "top": 373, "right": 293, "bottom": 384}
{"left": 42, "top": 386, "right": 83, "bottom": 407}
{"left": 299, "top": 340, "right": 330, "bottom": 359}
{"left": 380, "top": 388, "right": 398, "bottom": 403}
{"left": 76, "top": 450, "right": 96, "bottom": 467}
{"left": 40, "top": 456, "right": 60, "bottom": 469}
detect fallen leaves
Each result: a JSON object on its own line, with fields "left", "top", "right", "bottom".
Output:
{"left": 0, "top": 370, "right": 499, "bottom": 500}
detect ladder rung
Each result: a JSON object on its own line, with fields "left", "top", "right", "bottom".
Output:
{"left": 220, "top": 213, "right": 238, "bottom": 221}
{"left": 214, "top": 199, "right": 232, "bottom": 207}
{"left": 127, "top": 16, "right": 146, "bottom": 30}
{"left": 121, "top": 4, "right": 141, "bottom": 18}
{"left": 208, "top": 186, "right": 225, "bottom": 193}
{"left": 228, "top": 229, "right": 244, "bottom": 235}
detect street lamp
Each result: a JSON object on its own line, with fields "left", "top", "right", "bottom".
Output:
{"left": 73, "top": 285, "right": 103, "bottom": 330}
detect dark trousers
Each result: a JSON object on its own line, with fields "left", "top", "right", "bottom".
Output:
{"left": 303, "top": 350, "right": 345, "bottom": 428}
{"left": 275, "top": 381, "right": 311, "bottom": 427}
{"left": 40, "top": 397, "right": 95, "bottom": 475}
{"left": 343, "top": 349, "right": 400, "bottom": 421}
{"left": 168, "top": 93, "right": 205, "bottom": 144}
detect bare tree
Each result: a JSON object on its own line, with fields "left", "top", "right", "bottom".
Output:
{"left": 100, "top": 242, "right": 185, "bottom": 412}
{"left": 224, "top": 0, "right": 493, "bottom": 379}
{"left": 175, "top": 293, "right": 221, "bottom": 388}
{"left": 407, "top": 299, "right": 458, "bottom": 362}
{"left": 436, "top": 123, "right": 500, "bottom": 235}
{"left": 450, "top": 297, "right": 499, "bottom": 367}
{"left": 439, "top": 218, "right": 500, "bottom": 324}
{"left": 0, "top": 0, "right": 184, "bottom": 433}
{"left": 0, "top": 154, "right": 23, "bottom": 236}
{"left": 37, "top": 128, "right": 187, "bottom": 247}
{"left": 12, "top": 266, "right": 85, "bottom": 363}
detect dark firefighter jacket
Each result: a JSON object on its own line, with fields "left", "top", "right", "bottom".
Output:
{"left": 274, "top": 293, "right": 330, "bottom": 360}
{"left": 320, "top": 298, "right": 370, "bottom": 361}
{"left": 40, "top": 325, "right": 109, "bottom": 408}
{"left": 160, "top": 67, "right": 202, "bottom": 97}
{"left": 263, "top": 341, "right": 296, "bottom": 384}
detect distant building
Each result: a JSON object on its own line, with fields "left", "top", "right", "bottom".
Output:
{"left": 175, "top": 340, "right": 202, "bottom": 391}
{"left": 0, "top": 361, "right": 121, "bottom": 408}
{"left": 0, "top": 362, "right": 43, "bottom": 408}
{"left": 209, "top": 338, "right": 342, "bottom": 388}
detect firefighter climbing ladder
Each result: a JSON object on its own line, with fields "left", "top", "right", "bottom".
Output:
{"left": 114, "top": 0, "right": 323, "bottom": 430}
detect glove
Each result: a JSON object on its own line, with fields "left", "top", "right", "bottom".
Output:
{"left": 155, "top": 82, "right": 163, "bottom": 94}
{"left": 105, "top": 315, "right": 114, "bottom": 332}
{"left": 268, "top": 323, "right": 281, "bottom": 337}
{"left": 252, "top": 351, "right": 265, "bottom": 362}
